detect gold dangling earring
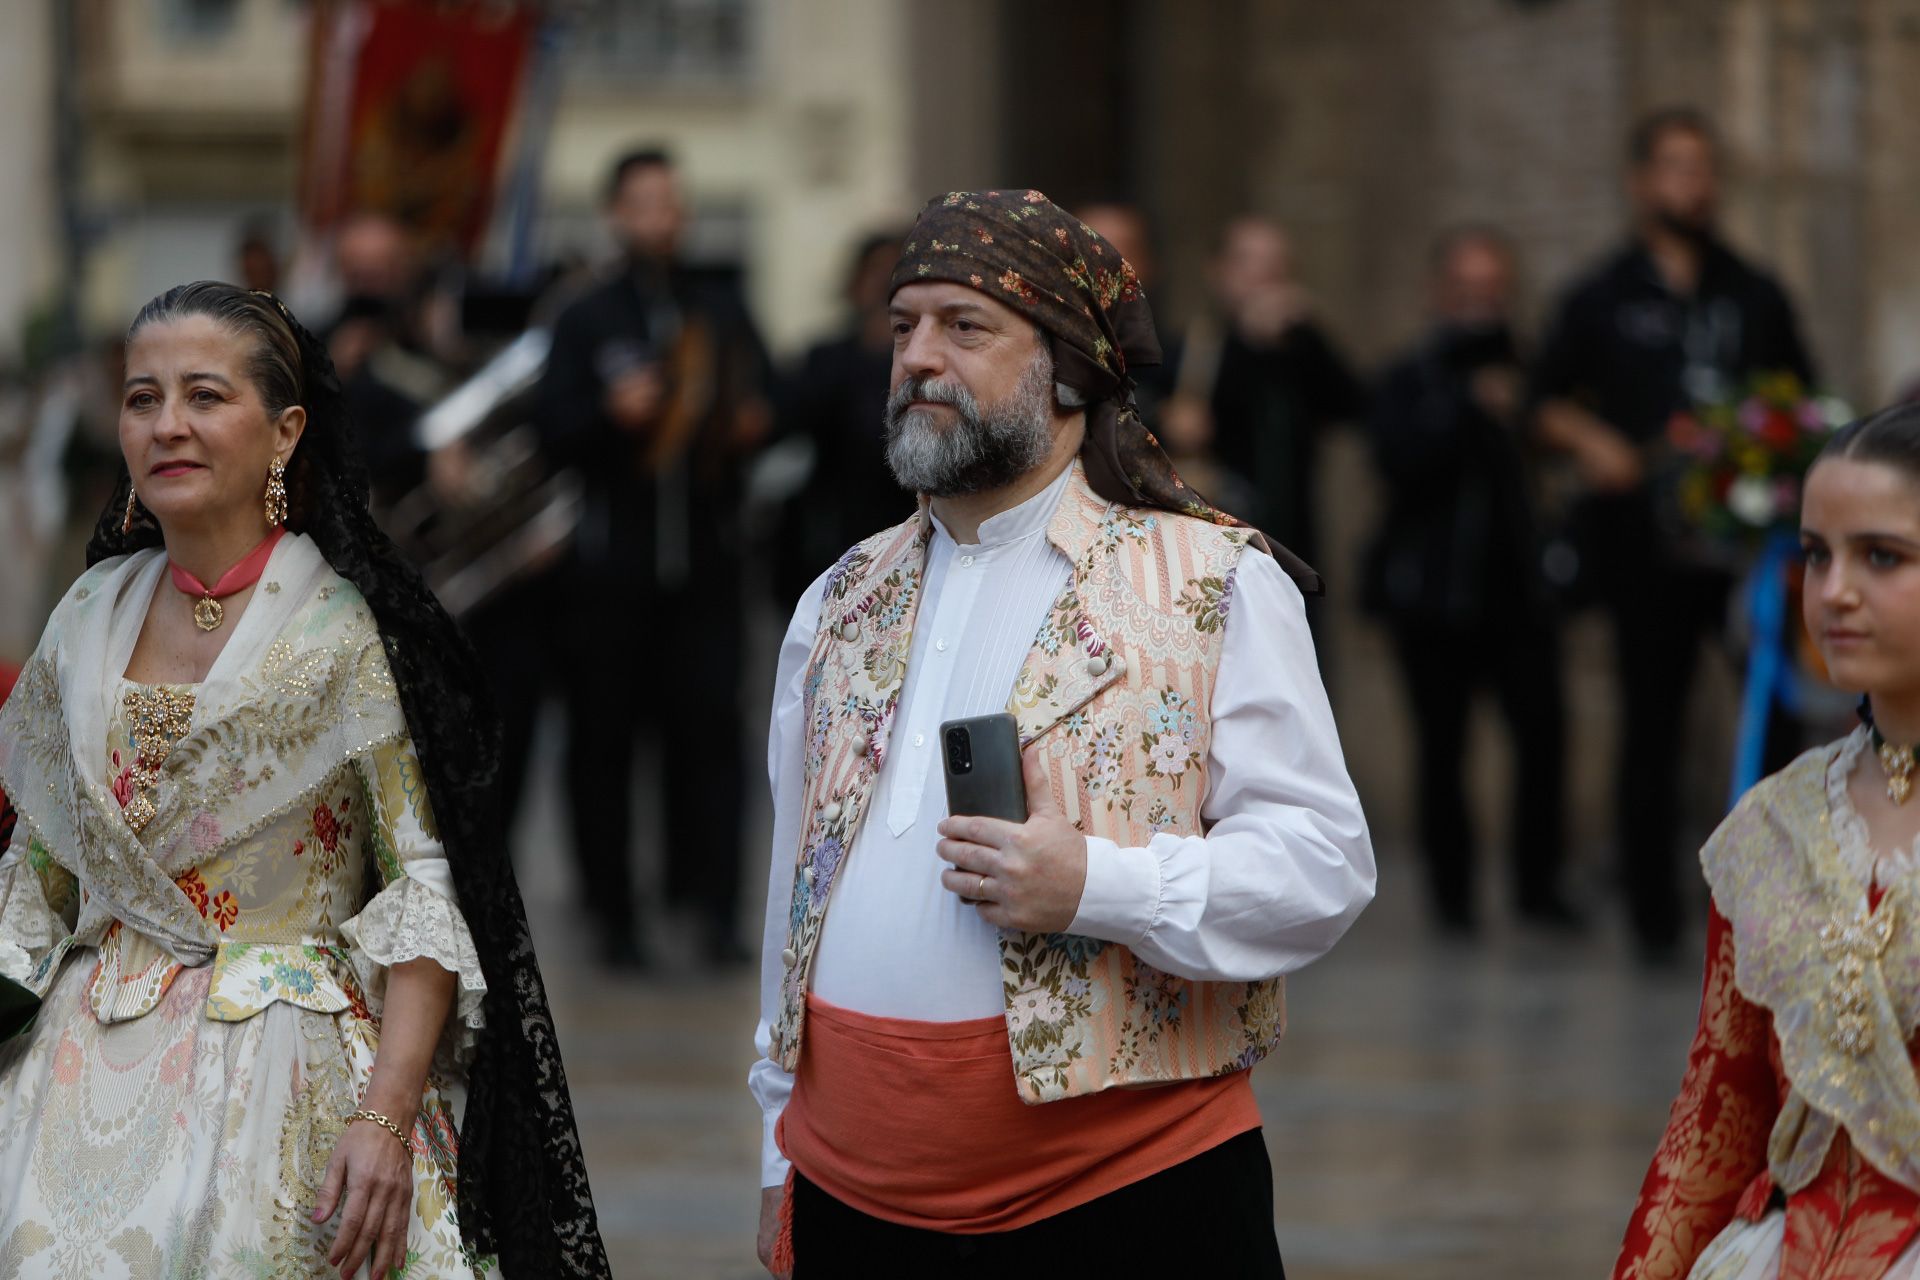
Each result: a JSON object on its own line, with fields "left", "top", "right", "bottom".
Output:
{"left": 122, "top": 484, "right": 139, "bottom": 534}
{"left": 264, "top": 456, "right": 288, "bottom": 527}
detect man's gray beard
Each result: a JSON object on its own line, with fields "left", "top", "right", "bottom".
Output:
{"left": 883, "top": 348, "right": 1057, "bottom": 498}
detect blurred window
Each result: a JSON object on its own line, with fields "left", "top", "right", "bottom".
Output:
{"left": 565, "top": 0, "right": 756, "bottom": 86}
{"left": 158, "top": 0, "right": 242, "bottom": 41}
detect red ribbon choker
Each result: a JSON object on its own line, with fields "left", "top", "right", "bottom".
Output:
{"left": 168, "top": 526, "right": 285, "bottom": 632}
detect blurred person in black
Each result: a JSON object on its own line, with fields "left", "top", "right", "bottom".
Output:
{"left": 775, "top": 231, "right": 905, "bottom": 605}
{"left": 1366, "top": 227, "right": 1574, "bottom": 936}
{"left": 322, "top": 212, "right": 451, "bottom": 512}
{"left": 328, "top": 294, "right": 427, "bottom": 512}
{"left": 1074, "top": 203, "right": 1173, "bottom": 413}
{"left": 1080, "top": 201, "right": 1260, "bottom": 524}
{"left": 1530, "top": 107, "right": 1815, "bottom": 960}
{"left": 527, "top": 146, "right": 772, "bottom": 967}
{"left": 1171, "top": 216, "right": 1365, "bottom": 568}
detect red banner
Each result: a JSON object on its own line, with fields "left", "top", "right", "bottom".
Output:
{"left": 300, "top": 1, "right": 535, "bottom": 258}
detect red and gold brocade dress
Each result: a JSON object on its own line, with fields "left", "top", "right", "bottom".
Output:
{"left": 1616, "top": 729, "right": 1920, "bottom": 1280}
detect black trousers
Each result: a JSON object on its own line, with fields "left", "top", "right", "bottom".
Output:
{"left": 468, "top": 562, "right": 748, "bottom": 949}
{"left": 652, "top": 579, "right": 746, "bottom": 934}
{"left": 1390, "top": 615, "right": 1567, "bottom": 927}
{"left": 791, "top": 1129, "right": 1286, "bottom": 1278}
{"left": 1608, "top": 572, "right": 1708, "bottom": 952}
{"left": 468, "top": 569, "right": 642, "bottom": 948}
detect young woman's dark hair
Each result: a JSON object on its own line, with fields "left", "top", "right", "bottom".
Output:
{"left": 89, "top": 281, "right": 609, "bottom": 1277}
{"left": 1815, "top": 400, "right": 1920, "bottom": 481}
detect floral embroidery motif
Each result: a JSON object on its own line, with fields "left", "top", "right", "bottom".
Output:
{"left": 306, "top": 794, "right": 356, "bottom": 875}
{"left": 1142, "top": 689, "right": 1201, "bottom": 784}
{"left": 175, "top": 868, "right": 210, "bottom": 917}
{"left": 999, "top": 269, "right": 1039, "bottom": 305}
{"left": 1176, "top": 574, "right": 1236, "bottom": 634}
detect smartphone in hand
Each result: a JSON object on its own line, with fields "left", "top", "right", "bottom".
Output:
{"left": 940, "top": 713, "right": 1028, "bottom": 824}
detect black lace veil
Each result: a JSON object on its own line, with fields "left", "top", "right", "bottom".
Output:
{"left": 89, "top": 282, "right": 610, "bottom": 1276}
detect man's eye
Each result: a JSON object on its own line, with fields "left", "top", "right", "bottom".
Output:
{"left": 953, "top": 320, "right": 976, "bottom": 332}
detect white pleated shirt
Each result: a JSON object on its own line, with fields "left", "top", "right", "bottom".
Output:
{"left": 748, "top": 463, "right": 1376, "bottom": 1186}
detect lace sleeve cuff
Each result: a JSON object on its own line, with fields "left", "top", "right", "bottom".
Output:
{"left": 340, "top": 862, "right": 487, "bottom": 1068}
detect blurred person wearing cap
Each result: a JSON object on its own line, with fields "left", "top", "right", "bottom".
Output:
{"left": 1169, "top": 216, "right": 1366, "bottom": 572}
{"left": 1530, "top": 107, "right": 1815, "bottom": 961}
{"left": 748, "top": 190, "right": 1374, "bottom": 1276}
{"left": 1364, "top": 228, "right": 1575, "bottom": 937}
{"left": 522, "top": 146, "right": 771, "bottom": 968}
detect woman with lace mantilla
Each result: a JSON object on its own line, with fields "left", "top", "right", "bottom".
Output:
{"left": 1616, "top": 401, "right": 1920, "bottom": 1280}
{"left": 0, "top": 283, "right": 608, "bottom": 1277}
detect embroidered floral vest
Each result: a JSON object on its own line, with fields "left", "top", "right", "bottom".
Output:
{"left": 770, "top": 462, "right": 1287, "bottom": 1103}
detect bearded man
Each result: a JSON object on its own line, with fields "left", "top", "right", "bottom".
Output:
{"left": 748, "top": 190, "right": 1375, "bottom": 1278}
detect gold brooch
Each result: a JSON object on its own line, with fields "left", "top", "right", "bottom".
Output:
{"left": 1820, "top": 903, "right": 1896, "bottom": 1055}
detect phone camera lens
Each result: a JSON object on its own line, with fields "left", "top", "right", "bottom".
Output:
{"left": 945, "top": 728, "right": 972, "bottom": 774}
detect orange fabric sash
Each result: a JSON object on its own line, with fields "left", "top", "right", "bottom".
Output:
{"left": 778, "top": 994, "right": 1261, "bottom": 1234}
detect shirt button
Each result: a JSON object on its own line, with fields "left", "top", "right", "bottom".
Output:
{"left": 781, "top": 948, "right": 798, "bottom": 968}
{"left": 960, "top": 554, "right": 975, "bottom": 567}
{"left": 935, "top": 638, "right": 949, "bottom": 652}
{"left": 913, "top": 732, "right": 926, "bottom": 747}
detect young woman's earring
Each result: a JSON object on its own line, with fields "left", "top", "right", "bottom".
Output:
{"left": 122, "top": 485, "right": 139, "bottom": 534}
{"left": 264, "top": 456, "right": 288, "bottom": 527}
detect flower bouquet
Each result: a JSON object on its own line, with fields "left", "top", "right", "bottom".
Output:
{"left": 1664, "top": 373, "right": 1849, "bottom": 552}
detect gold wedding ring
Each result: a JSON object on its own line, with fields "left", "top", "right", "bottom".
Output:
{"left": 976, "top": 874, "right": 988, "bottom": 900}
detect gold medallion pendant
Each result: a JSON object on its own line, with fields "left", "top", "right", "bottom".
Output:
{"left": 192, "top": 595, "right": 224, "bottom": 632}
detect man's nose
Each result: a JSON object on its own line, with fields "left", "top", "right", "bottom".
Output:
{"left": 898, "top": 319, "right": 944, "bottom": 377}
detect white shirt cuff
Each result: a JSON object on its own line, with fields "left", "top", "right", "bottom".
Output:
{"left": 1067, "top": 835, "right": 1162, "bottom": 944}
{"left": 762, "top": 1103, "right": 790, "bottom": 1188}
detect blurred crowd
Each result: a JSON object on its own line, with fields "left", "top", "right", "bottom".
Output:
{"left": 0, "top": 105, "right": 1848, "bottom": 972}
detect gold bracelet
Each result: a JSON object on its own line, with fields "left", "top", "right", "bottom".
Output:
{"left": 347, "top": 1107, "right": 411, "bottom": 1149}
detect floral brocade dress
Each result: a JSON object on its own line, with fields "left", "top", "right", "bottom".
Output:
{"left": 0, "top": 677, "right": 492, "bottom": 1278}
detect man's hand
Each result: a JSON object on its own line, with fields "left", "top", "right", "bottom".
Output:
{"left": 937, "top": 749, "right": 1087, "bottom": 933}
{"left": 1573, "top": 426, "right": 1646, "bottom": 494}
{"left": 1159, "top": 392, "right": 1215, "bottom": 456}
{"left": 604, "top": 366, "right": 666, "bottom": 432}
{"left": 1469, "top": 364, "right": 1523, "bottom": 425}
{"left": 1537, "top": 398, "right": 1645, "bottom": 495}
{"left": 757, "top": 1184, "right": 791, "bottom": 1279}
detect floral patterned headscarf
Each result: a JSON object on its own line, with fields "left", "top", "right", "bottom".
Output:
{"left": 891, "top": 188, "right": 1322, "bottom": 594}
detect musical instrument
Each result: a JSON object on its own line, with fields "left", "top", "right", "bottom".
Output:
{"left": 384, "top": 328, "right": 583, "bottom": 618}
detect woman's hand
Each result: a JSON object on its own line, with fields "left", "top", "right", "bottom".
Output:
{"left": 314, "top": 1116, "right": 414, "bottom": 1279}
